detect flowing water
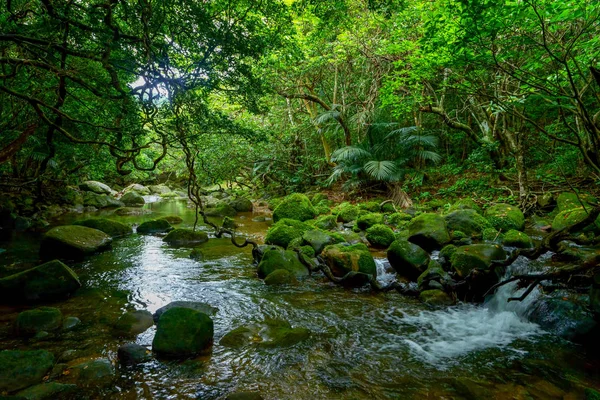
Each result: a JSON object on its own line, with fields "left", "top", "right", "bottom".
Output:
{"left": 1, "top": 199, "right": 599, "bottom": 399}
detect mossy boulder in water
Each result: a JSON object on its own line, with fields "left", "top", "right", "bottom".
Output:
{"left": 163, "top": 229, "right": 209, "bottom": 247}
{"left": 79, "top": 180, "right": 112, "bottom": 194}
{"left": 228, "top": 197, "right": 253, "bottom": 212}
{"left": 40, "top": 225, "right": 112, "bottom": 261}
{"left": 149, "top": 184, "right": 171, "bottom": 194}
{"left": 222, "top": 216, "right": 237, "bottom": 229}
{"left": 118, "top": 343, "right": 153, "bottom": 366}
{"left": 152, "top": 301, "right": 218, "bottom": 323}
{"left": 121, "top": 191, "right": 145, "bottom": 206}
{"left": 205, "top": 201, "right": 237, "bottom": 217}
{"left": 418, "top": 260, "right": 451, "bottom": 291}
{"left": 552, "top": 207, "right": 600, "bottom": 232}
{"left": 302, "top": 229, "right": 345, "bottom": 255}
{"left": 484, "top": 204, "right": 525, "bottom": 232}
{"left": 73, "top": 218, "right": 131, "bottom": 237}
{"left": 387, "top": 239, "right": 430, "bottom": 280}
{"left": 273, "top": 193, "right": 316, "bottom": 222}
{"left": 314, "top": 214, "right": 338, "bottom": 230}
{"left": 113, "top": 310, "right": 154, "bottom": 336}
{"left": 257, "top": 248, "right": 309, "bottom": 278}
{"left": 557, "top": 192, "right": 596, "bottom": 212}
{"left": 265, "top": 219, "right": 311, "bottom": 248}
{"left": 15, "top": 307, "right": 62, "bottom": 336}
{"left": 67, "top": 359, "right": 115, "bottom": 387}
{"left": 444, "top": 209, "right": 492, "bottom": 238}
{"left": 0, "top": 350, "right": 55, "bottom": 392}
{"left": 365, "top": 224, "right": 395, "bottom": 248}
{"left": 334, "top": 202, "right": 360, "bottom": 223}
{"left": 137, "top": 219, "right": 173, "bottom": 234}
{"left": 502, "top": 229, "right": 533, "bottom": 248}
{"left": 320, "top": 243, "right": 377, "bottom": 278}
{"left": 160, "top": 215, "right": 183, "bottom": 224}
{"left": 83, "top": 192, "right": 123, "bottom": 209}
{"left": 152, "top": 307, "right": 214, "bottom": 358}
{"left": 0, "top": 260, "right": 81, "bottom": 303}
{"left": 220, "top": 318, "right": 310, "bottom": 348}
{"left": 123, "top": 183, "right": 151, "bottom": 195}
{"left": 419, "top": 289, "right": 455, "bottom": 306}
{"left": 450, "top": 244, "right": 506, "bottom": 278}
{"left": 356, "top": 213, "right": 384, "bottom": 230}
{"left": 264, "top": 269, "right": 298, "bottom": 285}
{"left": 407, "top": 213, "right": 450, "bottom": 251}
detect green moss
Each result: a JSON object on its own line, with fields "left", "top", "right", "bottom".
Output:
{"left": 73, "top": 218, "right": 132, "bottom": 237}
{"left": 265, "top": 219, "right": 311, "bottom": 248}
{"left": 450, "top": 244, "right": 506, "bottom": 277}
{"left": 452, "top": 230, "right": 467, "bottom": 239}
{"left": 0, "top": 350, "right": 55, "bottom": 392}
{"left": 121, "top": 191, "right": 145, "bottom": 206}
{"left": 365, "top": 224, "right": 395, "bottom": 248}
{"left": 552, "top": 207, "right": 600, "bottom": 232}
{"left": 444, "top": 209, "right": 492, "bottom": 237}
{"left": 356, "top": 213, "right": 384, "bottom": 230}
{"left": 302, "top": 229, "right": 346, "bottom": 254}
{"left": 502, "top": 229, "right": 533, "bottom": 248}
{"left": 310, "top": 193, "right": 328, "bottom": 205}
{"left": 557, "top": 192, "right": 596, "bottom": 212}
{"left": 387, "top": 212, "right": 413, "bottom": 226}
{"left": 448, "top": 198, "right": 482, "bottom": 215}
{"left": 16, "top": 307, "right": 62, "bottom": 336}
{"left": 585, "top": 388, "right": 600, "bottom": 400}
{"left": 314, "top": 214, "right": 338, "bottom": 230}
{"left": 333, "top": 202, "right": 360, "bottom": 223}
{"left": 387, "top": 239, "right": 430, "bottom": 280}
{"left": 286, "top": 236, "right": 304, "bottom": 250}
{"left": 381, "top": 202, "right": 396, "bottom": 213}
{"left": 272, "top": 193, "right": 316, "bottom": 222}
{"left": 152, "top": 307, "right": 213, "bottom": 357}
{"left": 482, "top": 227, "right": 502, "bottom": 242}
{"left": 205, "top": 201, "right": 237, "bottom": 217}
{"left": 359, "top": 201, "right": 381, "bottom": 212}
{"left": 257, "top": 249, "right": 309, "bottom": 278}
{"left": 222, "top": 216, "right": 237, "bottom": 229}
{"left": 321, "top": 243, "right": 377, "bottom": 277}
{"left": 264, "top": 269, "right": 298, "bottom": 286}
{"left": 394, "top": 229, "right": 410, "bottom": 241}
{"left": 484, "top": 203, "right": 525, "bottom": 232}
{"left": 407, "top": 213, "right": 450, "bottom": 251}
{"left": 268, "top": 197, "right": 283, "bottom": 211}
{"left": 439, "top": 244, "right": 457, "bottom": 263}
{"left": 299, "top": 245, "right": 315, "bottom": 258}
{"left": 137, "top": 219, "right": 173, "bottom": 234}
{"left": 163, "top": 229, "right": 209, "bottom": 247}
{"left": 419, "top": 290, "right": 454, "bottom": 306}
{"left": 160, "top": 215, "right": 183, "bottom": 224}
{"left": 40, "top": 225, "right": 113, "bottom": 260}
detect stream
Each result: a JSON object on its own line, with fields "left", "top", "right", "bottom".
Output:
{"left": 1, "top": 198, "right": 599, "bottom": 399}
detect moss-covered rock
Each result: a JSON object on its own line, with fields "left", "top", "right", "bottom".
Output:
{"left": 220, "top": 318, "right": 309, "bottom": 348}
{"left": 152, "top": 307, "right": 214, "bottom": 358}
{"left": 79, "top": 180, "right": 112, "bottom": 194}
{"left": 444, "top": 209, "right": 492, "bottom": 238}
{"left": 205, "top": 201, "right": 237, "bottom": 217}
{"left": 113, "top": 310, "right": 154, "bottom": 336}
{"left": 552, "top": 207, "right": 600, "bottom": 232}
{"left": 66, "top": 359, "right": 115, "bottom": 387}
{"left": 227, "top": 197, "right": 253, "bottom": 212}
{"left": 0, "top": 350, "right": 55, "bottom": 392}
{"left": 267, "top": 197, "right": 283, "bottom": 211}
{"left": 40, "top": 225, "right": 112, "bottom": 261}
{"left": 16, "top": 382, "right": 77, "bottom": 399}
{"left": 448, "top": 198, "right": 482, "bottom": 215}
{"left": 83, "top": 192, "right": 123, "bottom": 208}
{"left": 189, "top": 248, "right": 204, "bottom": 261}
{"left": 265, "top": 219, "right": 311, "bottom": 248}
{"left": 482, "top": 227, "right": 502, "bottom": 242}
{"left": 15, "top": 307, "right": 62, "bottom": 336}
{"left": 320, "top": 243, "right": 377, "bottom": 278}
{"left": 264, "top": 269, "right": 298, "bottom": 285}
{"left": 418, "top": 259, "right": 451, "bottom": 291}
{"left": 557, "top": 192, "right": 596, "bottom": 212}
{"left": 356, "top": 213, "right": 384, "bottom": 230}
{"left": 163, "top": 229, "right": 209, "bottom": 247}
{"left": 149, "top": 184, "right": 172, "bottom": 194}
{"left": 272, "top": 193, "right": 316, "bottom": 222}
{"left": 333, "top": 202, "right": 361, "bottom": 223}
{"left": 118, "top": 343, "right": 153, "bottom": 366}
{"left": 73, "top": 218, "right": 131, "bottom": 237}
{"left": 450, "top": 244, "right": 506, "bottom": 278}
{"left": 314, "top": 214, "right": 338, "bottom": 230}
{"left": 0, "top": 260, "right": 81, "bottom": 303}
{"left": 124, "top": 183, "right": 151, "bottom": 195}
{"left": 387, "top": 239, "right": 430, "bottom": 280}
{"left": 419, "top": 289, "right": 455, "bottom": 306}
{"left": 407, "top": 213, "right": 450, "bottom": 251}
{"left": 311, "top": 193, "right": 328, "bottom": 205}
{"left": 121, "top": 191, "right": 145, "bottom": 206}
{"left": 484, "top": 204, "right": 525, "bottom": 232}
{"left": 257, "top": 248, "right": 309, "bottom": 278}
{"left": 359, "top": 201, "right": 381, "bottom": 212}
{"left": 160, "top": 215, "right": 183, "bottom": 224}
{"left": 502, "top": 230, "right": 533, "bottom": 248}
{"left": 381, "top": 202, "right": 396, "bottom": 213}
{"left": 222, "top": 216, "right": 237, "bottom": 230}
{"left": 387, "top": 212, "right": 413, "bottom": 227}
{"left": 152, "top": 301, "right": 218, "bottom": 323}
{"left": 365, "top": 224, "right": 395, "bottom": 248}
{"left": 302, "top": 229, "right": 345, "bottom": 255}
{"left": 137, "top": 219, "right": 173, "bottom": 234}
{"left": 339, "top": 231, "right": 363, "bottom": 244}
{"left": 439, "top": 244, "right": 457, "bottom": 265}
{"left": 299, "top": 245, "right": 316, "bottom": 258}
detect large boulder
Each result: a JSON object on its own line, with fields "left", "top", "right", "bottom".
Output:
{"left": 0, "top": 350, "right": 55, "bottom": 392}
{"left": 15, "top": 306, "right": 62, "bottom": 336}
{"left": 79, "top": 181, "right": 112, "bottom": 194}
{"left": 356, "top": 213, "right": 384, "bottom": 230}
{"left": 73, "top": 218, "right": 131, "bottom": 237}
{"left": 334, "top": 202, "right": 360, "bottom": 223}
{"left": 153, "top": 301, "right": 218, "bottom": 323}
{"left": 387, "top": 239, "right": 430, "bottom": 280}
{"left": 484, "top": 204, "right": 525, "bottom": 232}
{"left": 137, "top": 219, "right": 173, "bottom": 234}
{"left": 450, "top": 244, "right": 506, "bottom": 278}
{"left": 118, "top": 343, "right": 152, "bottom": 366}
{"left": 204, "top": 201, "right": 237, "bottom": 217}
{"left": 220, "top": 318, "right": 309, "bottom": 348}
{"left": 444, "top": 209, "right": 492, "bottom": 238}
{"left": 552, "top": 208, "right": 600, "bottom": 232}
{"left": 149, "top": 184, "right": 171, "bottom": 195}
{"left": 365, "top": 224, "right": 395, "bottom": 248}
{"left": 83, "top": 192, "right": 123, "bottom": 209}
{"left": 273, "top": 193, "right": 316, "bottom": 222}
{"left": 407, "top": 213, "right": 451, "bottom": 251}
{"left": 301, "top": 229, "right": 345, "bottom": 255}
{"left": 113, "top": 310, "right": 154, "bottom": 336}
{"left": 0, "top": 260, "right": 81, "bottom": 303}
{"left": 40, "top": 225, "right": 112, "bottom": 261}
{"left": 152, "top": 307, "right": 214, "bottom": 358}
{"left": 417, "top": 259, "right": 451, "bottom": 291}
{"left": 228, "top": 197, "right": 253, "bottom": 212}
{"left": 502, "top": 229, "right": 533, "bottom": 248}
{"left": 265, "top": 219, "right": 311, "bottom": 248}
{"left": 123, "top": 183, "right": 151, "bottom": 195}
{"left": 320, "top": 243, "right": 377, "bottom": 277}
{"left": 257, "top": 248, "right": 309, "bottom": 279}
{"left": 163, "top": 229, "right": 208, "bottom": 247}
{"left": 557, "top": 192, "right": 596, "bottom": 212}
{"left": 121, "top": 191, "right": 145, "bottom": 206}
{"left": 66, "top": 359, "right": 115, "bottom": 387}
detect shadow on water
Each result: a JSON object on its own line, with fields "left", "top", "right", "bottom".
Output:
{"left": 1, "top": 199, "right": 599, "bottom": 399}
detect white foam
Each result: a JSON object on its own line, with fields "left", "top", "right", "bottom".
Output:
{"left": 375, "top": 258, "right": 397, "bottom": 287}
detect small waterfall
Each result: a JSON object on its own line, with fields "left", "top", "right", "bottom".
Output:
{"left": 375, "top": 258, "right": 397, "bottom": 287}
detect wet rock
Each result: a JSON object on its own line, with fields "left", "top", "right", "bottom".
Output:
{"left": 225, "top": 392, "right": 264, "bottom": 400}
{"left": 484, "top": 203, "right": 525, "bottom": 232}
{"left": 252, "top": 244, "right": 282, "bottom": 264}
{"left": 15, "top": 307, "right": 62, "bottom": 336}
{"left": 152, "top": 307, "right": 214, "bottom": 357}
{"left": 114, "top": 207, "right": 152, "bottom": 216}
{"left": 419, "top": 289, "right": 454, "bottom": 306}
{"left": 265, "top": 219, "right": 311, "bottom": 248}
{"left": 118, "top": 343, "right": 152, "bottom": 366}
{"left": 334, "top": 202, "right": 360, "bottom": 223}
{"left": 387, "top": 239, "right": 430, "bottom": 280}
{"left": 40, "top": 225, "right": 112, "bottom": 261}
{"left": 228, "top": 197, "right": 253, "bottom": 212}
{"left": 302, "top": 229, "right": 345, "bottom": 255}
{"left": 320, "top": 243, "right": 377, "bottom": 279}
{"left": 264, "top": 269, "right": 298, "bottom": 285}
{"left": 314, "top": 214, "right": 337, "bottom": 230}
{"left": 113, "top": 310, "right": 153, "bottom": 336}
{"left": 448, "top": 198, "right": 483, "bottom": 214}
{"left": 502, "top": 229, "right": 533, "bottom": 248}
{"left": 67, "top": 359, "right": 115, "bottom": 387}
{"left": 79, "top": 180, "right": 112, "bottom": 194}
{"left": 220, "top": 318, "right": 310, "bottom": 348}
{"left": 123, "top": 183, "right": 151, "bottom": 195}
{"left": 0, "top": 350, "right": 54, "bottom": 392}
{"left": 121, "top": 191, "right": 145, "bottom": 206}
{"left": 149, "top": 184, "right": 171, "bottom": 195}
{"left": 83, "top": 192, "right": 123, "bottom": 209}
{"left": 438, "top": 244, "right": 457, "bottom": 267}
{"left": 15, "top": 383, "right": 76, "bottom": 400}
{"left": 417, "top": 259, "right": 451, "bottom": 291}
{"left": 408, "top": 213, "right": 451, "bottom": 251}
{"left": 137, "top": 219, "right": 173, "bottom": 234}
{"left": 163, "top": 229, "right": 208, "bottom": 247}
{"left": 62, "top": 317, "right": 81, "bottom": 331}
{"left": 444, "top": 209, "right": 492, "bottom": 238}
{"left": 189, "top": 248, "right": 204, "bottom": 261}
{"left": 73, "top": 218, "right": 131, "bottom": 237}
{"left": 557, "top": 192, "right": 596, "bottom": 212}
{"left": 552, "top": 207, "right": 600, "bottom": 233}
{"left": 450, "top": 244, "right": 506, "bottom": 278}
{"left": 204, "top": 201, "right": 237, "bottom": 217}
{"left": 365, "top": 224, "right": 395, "bottom": 248}
{"left": 356, "top": 213, "right": 384, "bottom": 230}
{"left": 153, "top": 301, "right": 218, "bottom": 323}
{"left": 251, "top": 216, "right": 266, "bottom": 223}
{"left": 257, "top": 248, "right": 309, "bottom": 279}
{"left": 537, "top": 192, "right": 555, "bottom": 210}
{"left": 273, "top": 193, "right": 316, "bottom": 223}
{"left": 222, "top": 216, "right": 237, "bottom": 230}
{"left": 160, "top": 215, "right": 183, "bottom": 224}
{"left": 0, "top": 260, "right": 81, "bottom": 303}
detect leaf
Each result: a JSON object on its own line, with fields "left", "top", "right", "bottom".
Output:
{"left": 363, "top": 160, "right": 398, "bottom": 181}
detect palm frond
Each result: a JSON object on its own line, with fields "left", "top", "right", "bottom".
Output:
{"left": 315, "top": 110, "right": 341, "bottom": 125}
{"left": 384, "top": 126, "right": 419, "bottom": 140}
{"left": 363, "top": 160, "right": 398, "bottom": 181}
{"left": 416, "top": 150, "right": 443, "bottom": 164}
{"left": 330, "top": 146, "right": 372, "bottom": 163}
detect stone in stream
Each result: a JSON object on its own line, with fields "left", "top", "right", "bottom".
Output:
{"left": 149, "top": 184, "right": 172, "bottom": 195}
{"left": 301, "top": 229, "right": 345, "bottom": 255}
{"left": 227, "top": 197, "right": 253, "bottom": 212}
{"left": 113, "top": 310, "right": 154, "bottom": 336}
{"left": 114, "top": 207, "right": 152, "bottom": 216}
{"left": 0, "top": 350, "right": 55, "bottom": 392}
{"left": 365, "top": 224, "right": 395, "bottom": 248}
{"left": 83, "top": 192, "right": 124, "bottom": 209}
{"left": 407, "top": 213, "right": 451, "bottom": 252}
{"left": 484, "top": 203, "right": 525, "bottom": 232}
{"left": 320, "top": 243, "right": 377, "bottom": 280}
{"left": 272, "top": 193, "right": 316, "bottom": 222}
{"left": 40, "top": 225, "right": 112, "bottom": 261}
{"left": 256, "top": 248, "right": 309, "bottom": 279}
{"left": 264, "top": 269, "right": 298, "bottom": 285}
{"left": 264, "top": 219, "right": 311, "bottom": 248}
{"left": 160, "top": 215, "right": 183, "bottom": 224}
{"left": 163, "top": 229, "right": 209, "bottom": 247}
{"left": 152, "top": 301, "right": 218, "bottom": 323}
{"left": 123, "top": 183, "right": 151, "bottom": 195}
{"left": 118, "top": 343, "right": 153, "bottom": 366}
{"left": 152, "top": 307, "right": 214, "bottom": 358}
{"left": 66, "top": 359, "right": 115, "bottom": 387}
{"left": 79, "top": 180, "right": 112, "bottom": 194}
{"left": 72, "top": 218, "right": 132, "bottom": 237}
{"left": 189, "top": 248, "right": 205, "bottom": 261}
{"left": 0, "top": 260, "right": 81, "bottom": 303}
{"left": 15, "top": 307, "right": 62, "bottom": 336}
{"left": 444, "top": 209, "right": 492, "bottom": 238}
{"left": 137, "top": 219, "right": 173, "bottom": 234}
{"left": 15, "top": 382, "right": 77, "bottom": 399}
{"left": 62, "top": 316, "right": 81, "bottom": 331}
{"left": 220, "top": 318, "right": 310, "bottom": 348}
{"left": 204, "top": 201, "right": 237, "bottom": 217}
{"left": 120, "top": 191, "right": 145, "bottom": 206}
{"left": 450, "top": 244, "right": 507, "bottom": 278}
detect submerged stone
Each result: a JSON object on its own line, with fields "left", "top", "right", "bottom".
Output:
{"left": 118, "top": 343, "right": 152, "bottom": 366}
{"left": 67, "top": 359, "right": 115, "bottom": 387}
{"left": 257, "top": 249, "right": 309, "bottom": 279}
{"left": 264, "top": 269, "right": 298, "bottom": 285}
{"left": 419, "top": 289, "right": 455, "bottom": 306}
{"left": 0, "top": 350, "right": 55, "bottom": 392}
{"left": 387, "top": 239, "right": 430, "bottom": 280}
{"left": 137, "top": 219, "right": 173, "bottom": 234}
{"left": 160, "top": 215, "right": 183, "bottom": 224}
{"left": 40, "top": 225, "right": 112, "bottom": 261}
{"left": 153, "top": 301, "right": 218, "bottom": 324}
{"left": 73, "top": 218, "right": 131, "bottom": 237}
{"left": 220, "top": 318, "right": 310, "bottom": 348}
{"left": 113, "top": 310, "right": 154, "bottom": 336}
{"left": 320, "top": 243, "right": 377, "bottom": 279}
{"left": 163, "top": 229, "right": 209, "bottom": 247}
{"left": 16, "top": 382, "right": 76, "bottom": 400}
{"left": 152, "top": 307, "right": 214, "bottom": 358}
{"left": 15, "top": 307, "right": 62, "bottom": 336}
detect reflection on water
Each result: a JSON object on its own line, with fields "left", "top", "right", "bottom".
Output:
{"left": 0, "top": 199, "right": 598, "bottom": 399}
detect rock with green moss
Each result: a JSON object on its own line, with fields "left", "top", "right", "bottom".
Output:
{"left": 16, "top": 307, "right": 62, "bottom": 336}
{"left": 557, "top": 192, "right": 596, "bottom": 212}
{"left": 66, "top": 359, "right": 115, "bottom": 387}
{"left": 394, "top": 229, "right": 410, "bottom": 241}
{"left": 272, "top": 193, "right": 316, "bottom": 222}
{"left": 0, "top": 350, "right": 55, "bottom": 392}
{"left": 314, "top": 214, "right": 338, "bottom": 230}
{"left": 286, "top": 236, "right": 304, "bottom": 250}
{"left": 73, "top": 218, "right": 131, "bottom": 237}
{"left": 299, "top": 245, "right": 316, "bottom": 258}
{"left": 407, "top": 213, "right": 450, "bottom": 251}
{"left": 311, "top": 193, "right": 328, "bottom": 205}
{"left": 265, "top": 219, "right": 311, "bottom": 248}
{"left": 40, "top": 225, "right": 112, "bottom": 261}
{"left": 205, "top": 201, "right": 237, "bottom": 217}
{"left": 419, "top": 289, "right": 455, "bottom": 306}
{"left": 16, "top": 382, "right": 77, "bottom": 399}
{"left": 163, "top": 229, "right": 209, "bottom": 247}
{"left": 450, "top": 244, "right": 506, "bottom": 278}
{"left": 321, "top": 243, "right": 377, "bottom": 278}
{"left": 189, "top": 248, "right": 204, "bottom": 261}
{"left": 222, "top": 216, "right": 237, "bottom": 229}
{"left": 160, "top": 215, "right": 183, "bottom": 224}
{"left": 387, "top": 212, "right": 413, "bottom": 227}
{"left": 448, "top": 198, "right": 482, "bottom": 215}
{"left": 121, "top": 191, "right": 145, "bottom": 206}
{"left": 113, "top": 310, "right": 154, "bottom": 337}
{"left": 220, "top": 318, "right": 309, "bottom": 348}
{"left": 359, "top": 201, "right": 381, "bottom": 212}
{"left": 439, "top": 244, "right": 457, "bottom": 265}
{"left": 334, "top": 202, "right": 361, "bottom": 223}
{"left": 381, "top": 202, "right": 396, "bottom": 213}
{"left": 452, "top": 230, "right": 468, "bottom": 240}
{"left": 149, "top": 184, "right": 171, "bottom": 194}
{"left": 444, "top": 209, "right": 492, "bottom": 238}
{"left": 356, "top": 213, "right": 384, "bottom": 230}
{"left": 417, "top": 260, "right": 450, "bottom": 291}
{"left": 302, "top": 229, "right": 345, "bottom": 255}
{"left": 339, "top": 231, "right": 363, "bottom": 244}
{"left": 79, "top": 180, "right": 112, "bottom": 194}
{"left": 264, "top": 269, "right": 298, "bottom": 285}
{"left": 152, "top": 307, "right": 213, "bottom": 358}
{"left": 484, "top": 204, "right": 525, "bottom": 232}
{"left": 365, "top": 224, "right": 395, "bottom": 248}
{"left": 268, "top": 197, "right": 283, "bottom": 211}
{"left": 0, "top": 260, "right": 81, "bottom": 303}
{"left": 586, "top": 388, "right": 600, "bottom": 400}
{"left": 137, "top": 219, "right": 173, "bottom": 234}
{"left": 482, "top": 227, "right": 502, "bottom": 242}
{"left": 552, "top": 208, "right": 600, "bottom": 232}
{"left": 387, "top": 239, "right": 430, "bottom": 280}
{"left": 502, "top": 229, "right": 533, "bottom": 248}
{"left": 257, "top": 248, "right": 309, "bottom": 278}
{"left": 114, "top": 207, "right": 152, "bottom": 216}
{"left": 83, "top": 192, "right": 124, "bottom": 209}
{"left": 228, "top": 197, "right": 253, "bottom": 212}
{"left": 314, "top": 204, "right": 331, "bottom": 215}
{"left": 124, "top": 183, "right": 150, "bottom": 195}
